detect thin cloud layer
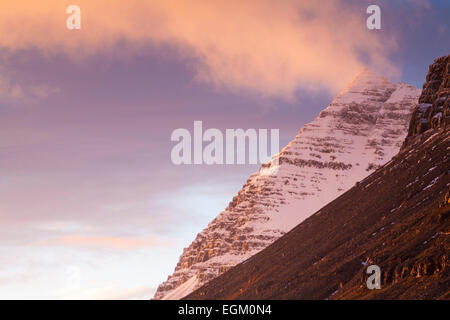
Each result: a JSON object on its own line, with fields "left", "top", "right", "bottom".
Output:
{"left": 0, "top": 69, "right": 59, "bottom": 103}
{"left": 0, "top": 0, "right": 401, "bottom": 99}
{"left": 39, "top": 235, "right": 174, "bottom": 250}
{"left": 0, "top": 75, "right": 24, "bottom": 100}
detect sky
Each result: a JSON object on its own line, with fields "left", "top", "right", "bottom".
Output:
{"left": 0, "top": 0, "right": 449, "bottom": 299}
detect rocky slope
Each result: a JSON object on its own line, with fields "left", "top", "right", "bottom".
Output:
{"left": 154, "top": 69, "right": 420, "bottom": 300}
{"left": 186, "top": 55, "right": 450, "bottom": 300}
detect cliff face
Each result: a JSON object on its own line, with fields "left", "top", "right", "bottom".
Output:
{"left": 154, "top": 70, "right": 420, "bottom": 300}
{"left": 404, "top": 55, "right": 450, "bottom": 147}
{"left": 186, "top": 56, "right": 450, "bottom": 300}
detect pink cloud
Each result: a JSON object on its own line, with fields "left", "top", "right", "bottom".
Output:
{"left": 0, "top": 65, "right": 59, "bottom": 102}
{"left": 0, "top": 0, "right": 401, "bottom": 99}
{"left": 37, "top": 235, "right": 174, "bottom": 250}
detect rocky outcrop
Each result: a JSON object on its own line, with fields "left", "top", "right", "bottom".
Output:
{"left": 154, "top": 69, "right": 420, "bottom": 300}
{"left": 404, "top": 55, "right": 450, "bottom": 147}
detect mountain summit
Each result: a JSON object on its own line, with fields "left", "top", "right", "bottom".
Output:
{"left": 154, "top": 70, "right": 420, "bottom": 300}
{"left": 186, "top": 55, "right": 450, "bottom": 300}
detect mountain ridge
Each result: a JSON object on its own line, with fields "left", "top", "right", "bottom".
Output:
{"left": 185, "top": 54, "right": 450, "bottom": 300}
{"left": 154, "top": 69, "right": 420, "bottom": 300}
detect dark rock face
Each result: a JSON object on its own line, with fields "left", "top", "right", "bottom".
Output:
{"left": 404, "top": 55, "right": 450, "bottom": 147}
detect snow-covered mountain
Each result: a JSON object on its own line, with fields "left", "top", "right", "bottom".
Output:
{"left": 153, "top": 69, "right": 421, "bottom": 300}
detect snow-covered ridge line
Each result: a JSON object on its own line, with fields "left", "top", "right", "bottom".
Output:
{"left": 153, "top": 69, "right": 421, "bottom": 300}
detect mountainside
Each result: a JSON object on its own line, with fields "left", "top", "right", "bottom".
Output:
{"left": 154, "top": 70, "right": 420, "bottom": 300}
{"left": 404, "top": 55, "right": 450, "bottom": 146}
{"left": 186, "top": 55, "right": 450, "bottom": 300}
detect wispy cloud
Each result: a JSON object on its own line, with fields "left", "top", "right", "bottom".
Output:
{"left": 37, "top": 235, "right": 174, "bottom": 250}
{"left": 55, "top": 284, "right": 155, "bottom": 300}
{"left": 0, "top": 72, "right": 59, "bottom": 103}
{"left": 0, "top": 75, "right": 24, "bottom": 100}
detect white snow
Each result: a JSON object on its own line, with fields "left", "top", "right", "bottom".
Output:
{"left": 160, "top": 275, "right": 199, "bottom": 300}
{"left": 423, "top": 176, "right": 439, "bottom": 190}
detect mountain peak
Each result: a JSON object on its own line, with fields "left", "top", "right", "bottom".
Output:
{"left": 331, "top": 68, "right": 395, "bottom": 108}
{"left": 343, "top": 67, "right": 393, "bottom": 92}
{"left": 153, "top": 74, "right": 420, "bottom": 300}
{"left": 186, "top": 57, "right": 449, "bottom": 301}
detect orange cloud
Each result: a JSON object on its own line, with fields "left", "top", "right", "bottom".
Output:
{"left": 0, "top": 0, "right": 400, "bottom": 99}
